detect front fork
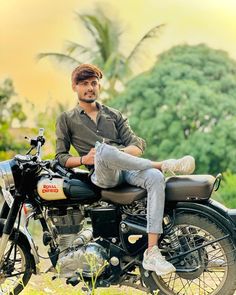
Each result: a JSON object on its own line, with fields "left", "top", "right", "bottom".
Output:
{"left": 0, "top": 197, "right": 22, "bottom": 265}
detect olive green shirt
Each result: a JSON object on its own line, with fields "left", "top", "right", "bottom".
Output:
{"left": 55, "top": 102, "right": 146, "bottom": 167}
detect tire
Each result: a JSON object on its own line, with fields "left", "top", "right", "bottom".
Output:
{"left": 140, "top": 213, "right": 236, "bottom": 295}
{"left": 0, "top": 232, "right": 33, "bottom": 295}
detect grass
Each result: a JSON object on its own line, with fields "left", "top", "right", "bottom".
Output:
{"left": 19, "top": 222, "right": 147, "bottom": 295}
{"left": 21, "top": 272, "right": 147, "bottom": 295}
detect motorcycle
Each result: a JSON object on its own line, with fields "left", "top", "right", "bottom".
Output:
{"left": 0, "top": 129, "right": 236, "bottom": 295}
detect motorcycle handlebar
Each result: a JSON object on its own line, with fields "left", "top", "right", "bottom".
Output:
{"left": 38, "top": 128, "right": 44, "bottom": 137}
{"left": 25, "top": 128, "right": 45, "bottom": 158}
{"left": 50, "top": 160, "right": 74, "bottom": 179}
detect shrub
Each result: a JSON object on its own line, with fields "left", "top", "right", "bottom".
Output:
{"left": 213, "top": 172, "right": 236, "bottom": 208}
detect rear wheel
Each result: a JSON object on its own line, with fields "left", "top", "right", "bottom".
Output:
{"left": 140, "top": 213, "right": 236, "bottom": 295}
{"left": 0, "top": 233, "right": 33, "bottom": 295}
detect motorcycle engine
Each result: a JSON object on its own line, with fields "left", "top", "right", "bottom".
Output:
{"left": 122, "top": 198, "right": 147, "bottom": 215}
{"left": 46, "top": 207, "right": 108, "bottom": 278}
{"left": 57, "top": 242, "right": 108, "bottom": 278}
{"left": 47, "top": 207, "right": 84, "bottom": 251}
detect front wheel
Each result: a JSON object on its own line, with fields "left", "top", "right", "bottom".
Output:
{"left": 140, "top": 213, "right": 236, "bottom": 295}
{"left": 0, "top": 231, "right": 33, "bottom": 295}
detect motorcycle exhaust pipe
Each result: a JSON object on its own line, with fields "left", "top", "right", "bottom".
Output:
{"left": 120, "top": 220, "right": 147, "bottom": 235}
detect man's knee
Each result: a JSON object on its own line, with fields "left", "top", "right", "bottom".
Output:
{"left": 145, "top": 168, "right": 165, "bottom": 187}
{"left": 96, "top": 143, "right": 116, "bottom": 163}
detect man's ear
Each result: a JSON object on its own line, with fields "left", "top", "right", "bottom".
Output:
{"left": 72, "top": 82, "right": 76, "bottom": 92}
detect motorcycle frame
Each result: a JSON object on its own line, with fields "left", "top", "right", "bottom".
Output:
{"left": 0, "top": 194, "right": 39, "bottom": 270}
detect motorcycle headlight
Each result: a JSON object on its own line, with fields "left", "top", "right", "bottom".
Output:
{"left": 0, "top": 160, "right": 15, "bottom": 190}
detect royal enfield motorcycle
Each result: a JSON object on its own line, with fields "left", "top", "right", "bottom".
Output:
{"left": 1, "top": 129, "right": 236, "bottom": 295}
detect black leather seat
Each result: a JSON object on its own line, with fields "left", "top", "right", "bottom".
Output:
{"left": 101, "top": 185, "right": 146, "bottom": 205}
{"left": 101, "top": 175, "right": 216, "bottom": 205}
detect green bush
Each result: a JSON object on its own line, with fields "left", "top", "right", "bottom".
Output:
{"left": 110, "top": 44, "right": 236, "bottom": 175}
{"left": 213, "top": 172, "right": 236, "bottom": 208}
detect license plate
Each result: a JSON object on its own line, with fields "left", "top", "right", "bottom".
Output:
{"left": 2, "top": 188, "right": 14, "bottom": 208}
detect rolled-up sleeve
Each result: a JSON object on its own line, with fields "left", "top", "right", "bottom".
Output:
{"left": 115, "top": 111, "right": 146, "bottom": 153}
{"left": 55, "top": 112, "right": 72, "bottom": 166}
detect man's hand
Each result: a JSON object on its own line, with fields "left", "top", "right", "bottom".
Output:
{"left": 82, "top": 148, "right": 96, "bottom": 165}
{"left": 65, "top": 148, "right": 96, "bottom": 168}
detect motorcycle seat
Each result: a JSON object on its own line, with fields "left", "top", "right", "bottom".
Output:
{"left": 101, "top": 185, "right": 146, "bottom": 205}
{"left": 101, "top": 174, "right": 216, "bottom": 205}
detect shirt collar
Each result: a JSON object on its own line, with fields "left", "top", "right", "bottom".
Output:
{"left": 77, "top": 101, "right": 103, "bottom": 114}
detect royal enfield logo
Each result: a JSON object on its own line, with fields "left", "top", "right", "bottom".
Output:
{"left": 42, "top": 184, "right": 59, "bottom": 193}
{"left": 37, "top": 178, "right": 66, "bottom": 200}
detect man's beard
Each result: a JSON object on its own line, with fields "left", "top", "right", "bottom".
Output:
{"left": 79, "top": 97, "right": 96, "bottom": 103}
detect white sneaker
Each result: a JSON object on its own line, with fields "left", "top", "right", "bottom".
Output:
{"left": 142, "top": 246, "right": 176, "bottom": 276}
{"left": 161, "top": 155, "right": 195, "bottom": 175}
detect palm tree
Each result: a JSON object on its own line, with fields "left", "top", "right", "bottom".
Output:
{"left": 38, "top": 8, "right": 164, "bottom": 99}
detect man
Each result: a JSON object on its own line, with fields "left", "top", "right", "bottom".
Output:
{"left": 55, "top": 64, "right": 195, "bottom": 275}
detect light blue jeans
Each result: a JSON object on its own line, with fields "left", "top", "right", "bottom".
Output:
{"left": 91, "top": 143, "right": 165, "bottom": 234}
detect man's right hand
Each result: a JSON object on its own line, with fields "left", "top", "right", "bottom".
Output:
{"left": 82, "top": 148, "right": 96, "bottom": 165}
{"left": 65, "top": 148, "right": 96, "bottom": 168}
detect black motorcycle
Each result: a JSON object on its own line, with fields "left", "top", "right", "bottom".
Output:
{"left": 0, "top": 129, "right": 236, "bottom": 295}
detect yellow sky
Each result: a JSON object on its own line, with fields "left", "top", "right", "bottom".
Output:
{"left": 1, "top": 0, "right": 236, "bottom": 119}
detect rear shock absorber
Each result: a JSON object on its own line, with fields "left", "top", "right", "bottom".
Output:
{"left": 163, "top": 215, "right": 181, "bottom": 250}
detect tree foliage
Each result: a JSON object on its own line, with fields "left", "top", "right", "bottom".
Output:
{"left": 0, "top": 79, "right": 27, "bottom": 155}
{"left": 214, "top": 172, "right": 236, "bottom": 208}
{"left": 110, "top": 44, "right": 236, "bottom": 174}
{"left": 34, "top": 102, "right": 75, "bottom": 159}
{"left": 38, "top": 7, "right": 164, "bottom": 98}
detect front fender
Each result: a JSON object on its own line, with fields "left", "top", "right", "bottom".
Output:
{"left": 174, "top": 200, "right": 236, "bottom": 242}
{"left": 0, "top": 218, "right": 37, "bottom": 274}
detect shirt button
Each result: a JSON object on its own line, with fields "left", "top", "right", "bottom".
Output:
{"left": 96, "top": 130, "right": 99, "bottom": 133}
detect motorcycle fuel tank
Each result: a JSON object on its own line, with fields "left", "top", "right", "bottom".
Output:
{"left": 37, "top": 176, "right": 67, "bottom": 201}
{"left": 37, "top": 175, "right": 97, "bottom": 202}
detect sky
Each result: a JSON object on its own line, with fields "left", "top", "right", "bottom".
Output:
{"left": 1, "top": 0, "right": 236, "bottom": 121}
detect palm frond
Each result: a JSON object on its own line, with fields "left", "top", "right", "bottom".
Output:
{"left": 126, "top": 24, "right": 165, "bottom": 64}
{"left": 37, "top": 52, "right": 81, "bottom": 66}
{"left": 77, "top": 12, "right": 120, "bottom": 62}
{"left": 65, "top": 41, "right": 92, "bottom": 56}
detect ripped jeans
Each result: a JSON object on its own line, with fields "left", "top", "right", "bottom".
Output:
{"left": 90, "top": 143, "right": 165, "bottom": 234}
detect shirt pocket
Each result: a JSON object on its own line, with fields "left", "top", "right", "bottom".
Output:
{"left": 99, "top": 117, "right": 118, "bottom": 139}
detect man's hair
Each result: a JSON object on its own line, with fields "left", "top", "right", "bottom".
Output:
{"left": 71, "top": 64, "right": 103, "bottom": 84}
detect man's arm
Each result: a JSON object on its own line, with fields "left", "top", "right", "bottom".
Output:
{"left": 65, "top": 148, "right": 95, "bottom": 168}
{"left": 115, "top": 110, "right": 146, "bottom": 156}
{"left": 120, "top": 145, "right": 142, "bottom": 157}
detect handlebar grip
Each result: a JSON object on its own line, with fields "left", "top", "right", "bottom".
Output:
{"left": 51, "top": 161, "right": 74, "bottom": 179}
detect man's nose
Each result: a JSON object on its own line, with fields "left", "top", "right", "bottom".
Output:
{"left": 87, "top": 83, "right": 94, "bottom": 91}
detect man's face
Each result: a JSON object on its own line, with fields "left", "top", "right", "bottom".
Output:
{"left": 72, "top": 77, "right": 100, "bottom": 103}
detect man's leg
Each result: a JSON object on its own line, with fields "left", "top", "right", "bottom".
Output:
{"left": 124, "top": 168, "right": 176, "bottom": 275}
{"left": 91, "top": 142, "right": 195, "bottom": 187}
{"left": 91, "top": 143, "right": 153, "bottom": 188}
{"left": 124, "top": 169, "right": 165, "bottom": 234}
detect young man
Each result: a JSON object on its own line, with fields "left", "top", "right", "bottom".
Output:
{"left": 55, "top": 64, "right": 195, "bottom": 275}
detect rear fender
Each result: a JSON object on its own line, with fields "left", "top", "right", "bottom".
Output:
{"left": 0, "top": 219, "right": 37, "bottom": 274}
{"left": 174, "top": 200, "right": 236, "bottom": 241}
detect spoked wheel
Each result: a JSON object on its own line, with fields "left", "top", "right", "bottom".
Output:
{"left": 0, "top": 234, "right": 32, "bottom": 295}
{"left": 140, "top": 213, "right": 236, "bottom": 295}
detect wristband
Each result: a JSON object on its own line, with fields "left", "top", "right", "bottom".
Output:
{"left": 80, "top": 156, "right": 83, "bottom": 165}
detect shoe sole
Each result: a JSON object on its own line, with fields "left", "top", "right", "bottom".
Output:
{"left": 142, "top": 263, "right": 176, "bottom": 276}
